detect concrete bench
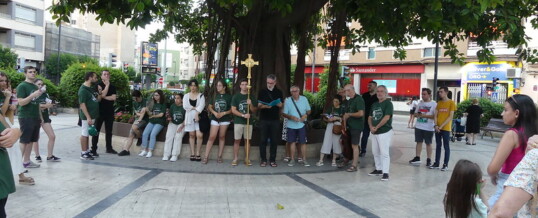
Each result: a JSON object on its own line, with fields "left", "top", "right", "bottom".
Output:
{"left": 481, "top": 118, "right": 510, "bottom": 139}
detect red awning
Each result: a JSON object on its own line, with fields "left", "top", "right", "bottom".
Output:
{"left": 304, "top": 66, "right": 325, "bottom": 74}
{"left": 349, "top": 65, "right": 424, "bottom": 74}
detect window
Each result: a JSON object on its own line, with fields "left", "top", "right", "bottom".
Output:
{"left": 15, "top": 4, "right": 36, "bottom": 23}
{"left": 423, "top": 48, "right": 437, "bottom": 58}
{"left": 70, "top": 20, "right": 77, "bottom": 25}
{"left": 14, "top": 33, "right": 35, "bottom": 49}
{"left": 367, "top": 48, "right": 375, "bottom": 60}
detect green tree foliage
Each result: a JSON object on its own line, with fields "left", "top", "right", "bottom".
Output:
{"left": 59, "top": 63, "right": 130, "bottom": 111}
{"left": 0, "top": 45, "right": 17, "bottom": 70}
{"left": 125, "top": 66, "right": 137, "bottom": 81}
{"left": 44, "top": 53, "right": 98, "bottom": 76}
{"left": 1, "top": 68, "right": 60, "bottom": 100}
{"left": 455, "top": 98, "right": 503, "bottom": 127}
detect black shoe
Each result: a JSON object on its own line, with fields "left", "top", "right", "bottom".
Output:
{"left": 429, "top": 162, "right": 439, "bottom": 169}
{"left": 35, "top": 156, "right": 42, "bottom": 163}
{"left": 136, "top": 138, "right": 142, "bottom": 146}
{"left": 106, "top": 149, "right": 118, "bottom": 154}
{"left": 368, "top": 170, "right": 383, "bottom": 176}
{"left": 118, "top": 150, "right": 130, "bottom": 156}
{"left": 441, "top": 164, "right": 449, "bottom": 171}
{"left": 90, "top": 150, "right": 99, "bottom": 158}
{"left": 46, "top": 155, "right": 61, "bottom": 162}
{"left": 426, "top": 158, "right": 432, "bottom": 167}
{"left": 359, "top": 152, "right": 366, "bottom": 157}
{"left": 409, "top": 156, "right": 421, "bottom": 165}
{"left": 81, "top": 152, "right": 94, "bottom": 160}
{"left": 381, "top": 173, "right": 390, "bottom": 181}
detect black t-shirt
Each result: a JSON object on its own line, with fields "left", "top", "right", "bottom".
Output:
{"left": 361, "top": 91, "right": 378, "bottom": 123}
{"left": 98, "top": 82, "right": 117, "bottom": 116}
{"left": 257, "top": 87, "right": 283, "bottom": 121}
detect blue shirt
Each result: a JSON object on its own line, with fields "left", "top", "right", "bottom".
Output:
{"left": 283, "top": 96, "right": 311, "bottom": 129}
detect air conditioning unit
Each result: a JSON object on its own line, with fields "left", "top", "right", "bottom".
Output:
{"left": 507, "top": 68, "right": 522, "bottom": 78}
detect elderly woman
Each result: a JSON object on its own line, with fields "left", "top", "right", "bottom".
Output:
{"left": 464, "top": 98, "right": 483, "bottom": 145}
{"left": 368, "top": 85, "right": 394, "bottom": 181}
{"left": 183, "top": 79, "right": 206, "bottom": 161}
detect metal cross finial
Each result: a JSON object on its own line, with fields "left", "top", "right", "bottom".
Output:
{"left": 241, "top": 54, "right": 258, "bottom": 79}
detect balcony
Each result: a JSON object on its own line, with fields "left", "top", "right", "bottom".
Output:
{"left": 467, "top": 40, "right": 518, "bottom": 56}
{"left": 323, "top": 49, "right": 351, "bottom": 61}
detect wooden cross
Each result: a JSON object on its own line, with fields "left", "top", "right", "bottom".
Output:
{"left": 240, "top": 54, "right": 258, "bottom": 166}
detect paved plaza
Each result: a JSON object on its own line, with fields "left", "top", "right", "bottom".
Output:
{"left": 5, "top": 114, "right": 501, "bottom": 218}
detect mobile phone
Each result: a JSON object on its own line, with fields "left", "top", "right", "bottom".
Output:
{"left": 476, "top": 183, "right": 481, "bottom": 194}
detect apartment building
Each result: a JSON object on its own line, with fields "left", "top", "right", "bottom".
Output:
{"left": 0, "top": 0, "right": 46, "bottom": 69}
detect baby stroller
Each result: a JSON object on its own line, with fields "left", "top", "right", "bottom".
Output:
{"left": 451, "top": 119, "right": 466, "bottom": 142}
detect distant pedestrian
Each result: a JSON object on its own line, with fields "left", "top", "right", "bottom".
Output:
{"left": 407, "top": 96, "right": 418, "bottom": 128}
{"left": 368, "top": 85, "right": 393, "bottom": 181}
{"left": 464, "top": 99, "right": 483, "bottom": 145}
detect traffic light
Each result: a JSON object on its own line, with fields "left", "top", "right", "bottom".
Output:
{"left": 123, "top": 63, "right": 129, "bottom": 73}
{"left": 225, "top": 78, "right": 230, "bottom": 84}
{"left": 108, "top": 53, "right": 117, "bottom": 68}
{"left": 342, "top": 66, "right": 350, "bottom": 76}
{"left": 486, "top": 87, "right": 493, "bottom": 96}
{"left": 165, "top": 68, "right": 169, "bottom": 74}
{"left": 492, "top": 77, "right": 499, "bottom": 86}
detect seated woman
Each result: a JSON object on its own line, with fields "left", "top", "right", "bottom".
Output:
{"left": 139, "top": 90, "right": 166, "bottom": 158}
{"left": 162, "top": 93, "right": 186, "bottom": 161}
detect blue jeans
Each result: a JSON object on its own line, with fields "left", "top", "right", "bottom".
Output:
{"left": 488, "top": 172, "right": 510, "bottom": 208}
{"left": 434, "top": 130, "right": 450, "bottom": 165}
{"left": 141, "top": 123, "right": 164, "bottom": 150}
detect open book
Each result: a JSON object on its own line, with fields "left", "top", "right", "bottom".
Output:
{"left": 259, "top": 98, "right": 281, "bottom": 107}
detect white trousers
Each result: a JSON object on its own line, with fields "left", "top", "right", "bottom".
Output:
{"left": 320, "top": 123, "right": 342, "bottom": 154}
{"left": 6, "top": 119, "right": 24, "bottom": 176}
{"left": 372, "top": 130, "right": 394, "bottom": 174}
{"left": 163, "top": 123, "right": 186, "bottom": 157}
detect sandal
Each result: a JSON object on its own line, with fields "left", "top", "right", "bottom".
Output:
{"left": 201, "top": 157, "right": 208, "bottom": 164}
{"left": 270, "top": 162, "right": 278, "bottom": 167}
{"left": 189, "top": 155, "right": 195, "bottom": 161}
{"left": 260, "top": 161, "right": 267, "bottom": 167}
{"left": 217, "top": 157, "right": 223, "bottom": 163}
{"left": 466, "top": 142, "right": 471, "bottom": 145}
{"left": 19, "top": 177, "right": 35, "bottom": 185}
{"left": 331, "top": 161, "right": 337, "bottom": 167}
{"left": 283, "top": 157, "right": 290, "bottom": 162}
{"left": 245, "top": 159, "right": 252, "bottom": 166}
{"left": 195, "top": 155, "right": 201, "bottom": 162}
{"left": 231, "top": 159, "right": 238, "bottom": 166}
{"left": 346, "top": 165, "right": 358, "bottom": 172}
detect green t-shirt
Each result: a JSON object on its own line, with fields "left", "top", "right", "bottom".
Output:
{"left": 36, "top": 93, "right": 50, "bottom": 122}
{"left": 346, "top": 95, "right": 365, "bottom": 131}
{"left": 149, "top": 103, "right": 166, "bottom": 125}
{"left": 370, "top": 99, "right": 393, "bottom": 134}
{"left": 169, "top": 104, "right": 186, "bottom": 125}
{"left": 78, "top": 85, "right": 99, "bottom": 120}
{"left": 0, "top": 93, "right": 6, "bottom": 114}
{"left": 210, "top": 93, "right": 232, "bottom": 122}
{"left": 133, "top": 99, "right": 148, "bottom": 122}
{"left": 329, "top": 106, "right": 344, "bottom": 117}
{"left": 231, "top": 93, "right": 257, "bottom": 125}
{"left": 0, "top": 122, "right": 15, "bottom": 199}
{"left": 16, "top": 81, "right": 40, "bottom": 118}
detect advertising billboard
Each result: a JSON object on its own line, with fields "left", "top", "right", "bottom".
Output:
{"left": 141, "top": 42, "right": 158, "bottom": 66}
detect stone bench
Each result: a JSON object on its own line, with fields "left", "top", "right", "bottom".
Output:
{"left": 481, "top": 118, "right": 511, "bottom": 139}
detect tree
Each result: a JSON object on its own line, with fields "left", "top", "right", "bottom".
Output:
{"left": 44, "top": 53, "right": 98, "bottom": 76}
{"left": 125, "top": 66, "right": 137, "bottom": 81}
{"left": 0, "top": 45, "right": 17, "bottom": 70}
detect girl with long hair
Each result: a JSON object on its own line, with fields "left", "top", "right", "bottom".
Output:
{"left": 139, "top": 89, "right": 166, "bottom": 158}
{"left": 32, "top": 79, "right": 60, "bottom": 162}
{"left": 183, "top": 79, "right": 206, "bottom": 161}
{"left": 486, "top": 94, "right": 538, "bottom": 207}
{"left": 202, "top": 79, "right": 232, "bottom": 164}
{"left": 444, "top": 159, "right": 487, "bottom": 218}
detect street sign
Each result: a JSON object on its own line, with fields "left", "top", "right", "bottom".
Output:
{"left": 158, "top": 77, "right": 164, "bottom": 84}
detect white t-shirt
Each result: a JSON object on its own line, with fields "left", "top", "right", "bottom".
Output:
{"left": 414, "top": 101, "right": 437, "bottom": 131}
{"left": 408, "top": 100, "right": 419, "bottom": 110}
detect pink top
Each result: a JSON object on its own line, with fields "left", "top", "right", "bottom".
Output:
{"left": 501, "top": 128, "right": 527, "bottom": 174}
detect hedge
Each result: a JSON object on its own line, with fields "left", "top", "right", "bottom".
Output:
{"left": 454, "top": 98, "right": 503, "bottom": 127}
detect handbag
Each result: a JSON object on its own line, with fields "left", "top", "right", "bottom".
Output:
{"left": 332, "top": 122, "right": 343, "bottom": 135}
{"left": 460, "top": 116, "right": 467, "bottom": 126}
{"left": 199, "top": 110, "right": 210, "bottom": 133}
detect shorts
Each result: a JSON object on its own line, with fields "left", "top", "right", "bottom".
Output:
{"left": 349, "top": 128, "right": 362, "bottom": 145}
{"left": 234, "top": 124, "right": 253, "bottom": 140}
{"left": 129, "top": 120, "right": 148, "bottom": 135}
{"left": 19, "top": 118, "right": 41, "bottom": 144}
{"left": 286, "top": 126, "right": 307, "bottom": 144}
{"left": 184, "top": 122, "right": 200, "bottom": 132}
{"left": 211, "top": 120, "right": 231, "bottom": 126}
{"left": 43, "top": 117, "right": 51, "bottom": 123}
{"left": 415, "top": 128, "right": 434, "bottom": 144}
{"left": 410, "top": 108, "right": 416, "bottom": 115}
{"left": 81, "top": 119, "right": 95, "bottom": 137}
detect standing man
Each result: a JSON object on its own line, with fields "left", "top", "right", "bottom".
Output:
{"left": 342, "top": 84, "right": 365, "bottom": 172}
{"left": 231, "top": 79, "right": 258, "bottom": 166}
{"left": 16, "top": 66, "right": 44, "bottom": 168}
{"left": 409, "top": 88, "right": 436, "bottom": 167}
{"left": 78, "top": 72, "right": 101, "bottom": 160}
{"left": 359, "top": 81, "right": 378, "bottom": 157}
{"left": 91, "top": 70, "right": 117, "bottom": 156}
{"left": 283, "top": 85, "right": 311, "bottom": 167}
{"left": 430, "top": 86, "right": 456, "bottom": 171}
{"left": 257, "top": 74, "right": 283, "bottom": 167}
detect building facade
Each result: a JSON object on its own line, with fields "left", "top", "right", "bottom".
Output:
{"left": 44, "top": 22, "right": 100, "bottom": 60}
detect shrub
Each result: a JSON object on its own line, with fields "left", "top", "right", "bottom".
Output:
{"left": 455, "top": 98, "right": 503, "bottom": 127}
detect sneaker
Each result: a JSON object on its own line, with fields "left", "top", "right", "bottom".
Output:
{"left": 381, "top": 173, "right": 390, "bottom": 181}
{"left": 106, "top": 149, "right": 118, "bottom": 154}
{"left": 288, "top": 159, "right": 295, "bottom": 167}
{"left": 297, "top": 158, "right": 304, "bottom": 164}
{"left": 46, "top": 155, "right": 61, "bottom": 162}
{"left": 146, "top": 151, "right": 153, "bottom": 158}
{"left": 303, "top": 161, "right": 311, "bottom": 167}
{"left": 90, "top": 150, "right": 99, "bottom": 158}
{"left": 316, "top": 161, "right": 324, "bottom": 166}
{"left": 359, "top": 152, "right": 366, "bottom": 157}
{"left": 26, "top": 161, "right": 40, "bottom": 168}
{"left": 368, "top": 170, "right": 382, "bottom": 176}
{"left": 162, "top": 155, "right": 169, "bottom": 161}
{"left": 35, "top": 156, "right": 42, "bottom": 162}
{"left": 80, "top": 152, "right": 94, "bottom": 160}
{"left": 429, "top": 162, "right": 440, "bottom": 169}
{"left": 441, "top": 164, "right": 449, "bottom": 171}
{"left": 170, "top": 156, "right": 178, "bottom": 162}
{"left": 409, "top": 156, "right": 421, "bottom": 165}
{"left": 138, "top": 150, "right": 147, "bottom": 157}
{"left": 117, "top": 150, "right": 130, "bottom": 156}
{"left": 426, "top": 158, "right": 432, "bottom": 167}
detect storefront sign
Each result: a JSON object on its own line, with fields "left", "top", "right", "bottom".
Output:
{"left": 349, "top": 65, "right": 424, "bottom": 74}
{"left": 465, "top": 63, "right": 509, "bottom": 81}
{"left": 373, "top": 80, "right": 397, "bottom": 93}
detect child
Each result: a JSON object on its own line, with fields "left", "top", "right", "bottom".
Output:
{"left": 444, "top": 159, "right": 487, "bottom": 218}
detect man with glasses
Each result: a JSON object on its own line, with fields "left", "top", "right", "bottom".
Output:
{"left": 257, "top": 74, "right": 283, "bottom": 167}
{"left": 16, "top": 66, "right": 44, "bottom": 168}
{"left": 430, "top": 86, "right": 456, "bottom": 171}
{"left": 90, "top": 70, "right": 117, "bottom": 156}
{"left": 283, "top": 85, "right": 311, "bottom": 167}
{"left": 342, "top": 84, "right": 365, "bottom": 172}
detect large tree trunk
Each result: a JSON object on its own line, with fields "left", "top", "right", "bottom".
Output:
{"left": 294, "top": 21, "right": 308, "bottom": 94}
{"left": 325, "top": 9, "right": 347, "bottom": 112}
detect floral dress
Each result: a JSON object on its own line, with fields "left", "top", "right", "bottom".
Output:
{"left": 504, "top": 148, "right": 538, "bottom": 217}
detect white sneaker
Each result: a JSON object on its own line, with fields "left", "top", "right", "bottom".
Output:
{"left": 138, "top": 150, "right": 147, "bottom": 156}
{"left": 170, "top": 156, "right": 178, "bottom": 162}
{"left": 316, "top": 161, "right": 324, "bottom": 166}
{"left": 146, "top": 151, "right": 153, "bottom": 158}
{"left": 162, "top": 155, "right": 169, "bottom": 161}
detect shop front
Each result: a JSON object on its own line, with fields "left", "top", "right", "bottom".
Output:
{"left": 461, "top": 62, "right": 516, "bottom": 104}
{"left": 304, "top": 66, "right": 325, "bottom": 93}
